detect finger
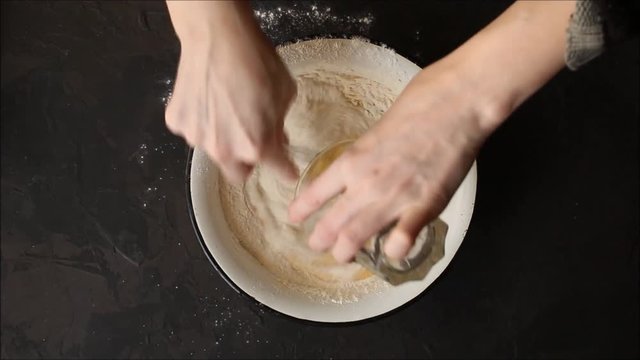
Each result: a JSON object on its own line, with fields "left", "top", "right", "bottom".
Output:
{"left": 331, "top": 201, "right": 399, "bottom": 263}
{"left": 288, "top": 160, "right": 345, "bottom": 224}
{"left": 384, "top": 204, "right": 438, "bottom": 260}
{"left": 306, "top": 192, "right": 374, "bottom": 252}
{"left": 203, "top": 132, "right": 253, "bottom": 184}
{"left": 230, "top": 130, "right": 261, "bottom": 164}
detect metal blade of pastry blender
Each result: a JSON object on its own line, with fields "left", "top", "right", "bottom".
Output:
{"left": 354, "top": 218, "right": 448, "bottom": 286}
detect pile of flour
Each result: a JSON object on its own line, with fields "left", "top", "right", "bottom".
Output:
{"left": 218, "top": 45, "right": 398, "bottom": 304}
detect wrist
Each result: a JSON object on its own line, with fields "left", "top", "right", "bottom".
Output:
{"left": 415, "top": 55, "right": 513, "bottom": 139}
{"left": 445, "top": 54, "right": 515, "bottom": 134}
{"left": 431, "top": 1, "right": 576, "bottom": 133}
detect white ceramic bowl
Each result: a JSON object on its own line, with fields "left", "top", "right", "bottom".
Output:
{"left": 187, "top": 39, "right": 477, "bottom": 323}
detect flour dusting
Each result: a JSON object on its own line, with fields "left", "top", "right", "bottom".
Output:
{"left": 253, "top": 3, "right": 375, "bottom": 43}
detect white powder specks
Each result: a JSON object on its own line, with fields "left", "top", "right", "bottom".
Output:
{"left": 253, "top": 3, "right": 375, "bottom": 41}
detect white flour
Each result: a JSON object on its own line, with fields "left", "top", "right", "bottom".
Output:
{"left": 253, "top": 4, "right": 375, "bottom": 44}
{"left": 219, "top": 39, "right": 400, "bottom": 304}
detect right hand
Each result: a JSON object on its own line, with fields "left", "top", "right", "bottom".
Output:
{"left": 165, "top": 1, "right": 298, "bottom": 183}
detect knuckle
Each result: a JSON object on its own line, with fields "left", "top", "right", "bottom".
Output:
{"left": 394, "top": 183, "right": 422, "bottom": 204}
{"left": 359, "top": 176, "right": 390, "bottom": 198}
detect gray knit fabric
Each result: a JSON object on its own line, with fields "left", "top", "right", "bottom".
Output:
{"left": 566, "top": 0, "right": 606, "bottom": 71}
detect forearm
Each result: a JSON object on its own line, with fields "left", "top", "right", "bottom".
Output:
{"left": 166, "top": 1, "right": 261, "bottom": 44}
{"left": 165, "top": 0, "right": 282, "bottom": 81}
{"left": 436, "top": 0, "right": 577, "bottom": 132}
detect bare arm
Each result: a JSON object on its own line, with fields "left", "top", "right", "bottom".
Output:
{"left": 290, "top": 1, "right": 578, "bottom": 262}
{"left": 165, "top": 1, "right": 297, "bottom": 182}
{"left": 166, "top": 1, "right": 260, "bottom": 44}
{"left": 447, "top": 0, "right": 577, "bottom": 131}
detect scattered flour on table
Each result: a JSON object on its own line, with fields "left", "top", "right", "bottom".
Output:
{"left": 218, "top": 42, "right": 398, "bottom": 304}
{"left": 253, "top": 4, "right": 375, "bottom": 43}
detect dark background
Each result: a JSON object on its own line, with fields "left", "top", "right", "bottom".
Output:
{"left": 1, "top": 1, "right": 638, "bottom": 359}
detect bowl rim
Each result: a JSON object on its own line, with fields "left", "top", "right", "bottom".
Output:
{"left": 184, "top": 148, "right": 463, "bottom": 326}
{"left": 184, "top": 35, "right": 475, "bottom": 324}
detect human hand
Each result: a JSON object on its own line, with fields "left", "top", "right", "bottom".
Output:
{"left": 288, "top": 64, "right": 498, "bottom": 263}
{"left": 288, "top": 0, "right": 575, "bottom": 263}
{"left": 165, "top": 1, "right": 297, "bottom": 183}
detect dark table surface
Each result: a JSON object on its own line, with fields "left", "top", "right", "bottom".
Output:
{"left": 1, "top": 1, "right": 638, "bottom": 359}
